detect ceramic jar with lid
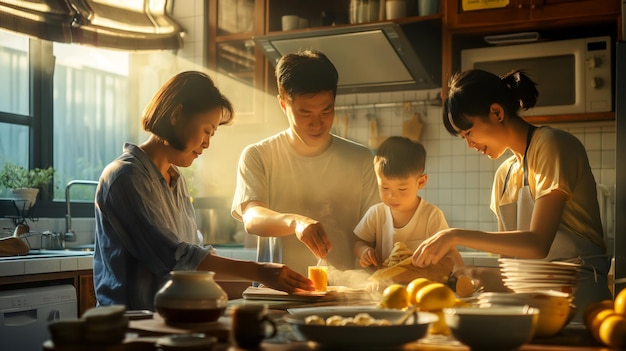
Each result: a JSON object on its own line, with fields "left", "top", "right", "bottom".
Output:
{"left": 154, "top": 271, "right": 228, "bottom": 325}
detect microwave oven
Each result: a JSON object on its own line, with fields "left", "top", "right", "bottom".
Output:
{"left": 461, "top": 36, "right": 612, "bottom": 117}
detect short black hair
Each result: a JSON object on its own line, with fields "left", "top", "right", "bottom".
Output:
{"left": 374, "top": 136, "right": 426, "bottom": 178}
{"left": 275, "top": 50, "right": 338, "bottom": 102}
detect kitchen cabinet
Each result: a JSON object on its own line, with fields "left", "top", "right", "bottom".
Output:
{"left": 444, "top": 0, "right": 620, "bottom": 30}
{"left": 441, "top": 0, "right": 621, "bottom": 123}
{"left": 206, "top": 0, "right": 621, "bottom": 123}
{"left": 207, "top": 0, "right": 267, "bottom": 122}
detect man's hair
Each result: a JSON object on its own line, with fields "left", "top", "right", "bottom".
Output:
{"left": 275, "top": 50, "right": 338, "bottom": 102}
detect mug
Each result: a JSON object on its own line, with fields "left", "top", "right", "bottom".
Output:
{"left": 231, "top": 304, "right": 277, "bottom": 349}
{"left": 281, "top": 15, "right": 300, "bottom": 31}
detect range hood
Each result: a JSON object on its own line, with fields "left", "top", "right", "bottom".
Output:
{"left": 254, "top": 21, "right": 442, "bottom": 94}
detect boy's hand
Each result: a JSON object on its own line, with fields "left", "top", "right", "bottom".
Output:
{"left": 358, "top": 247, "right": 378, "bottom": 267}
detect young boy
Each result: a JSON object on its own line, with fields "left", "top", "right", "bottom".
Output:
{"left": 353, "top": 136, "right": 463, "bottom": 271}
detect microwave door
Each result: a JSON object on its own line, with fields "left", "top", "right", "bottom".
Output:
{"left": 472, "top": 55, "right": 577, "bottom": 116}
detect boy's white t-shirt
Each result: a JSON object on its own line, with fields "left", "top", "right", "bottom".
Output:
{"left": 353, "top": 199, "right": 448, "bottom": 262}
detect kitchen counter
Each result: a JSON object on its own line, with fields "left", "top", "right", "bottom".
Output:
{"left": 0, "top": 250, "right": 94, "bottom": 277}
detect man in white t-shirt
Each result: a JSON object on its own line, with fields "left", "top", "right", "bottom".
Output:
{"left": 354, "top": 136, "right": 464, "bottom": 269}
{"left": 231, "top": 50, "right": 380, "bottom": 275}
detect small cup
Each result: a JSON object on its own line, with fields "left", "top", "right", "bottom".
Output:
{"left": 308, "top": 265, "right": 328, "bottom": 292}
{"left": 231, "top": 304, "right": 277, "bottom": 349}
{"left": 281, "top": 15, "right": 300, "bottom": 31}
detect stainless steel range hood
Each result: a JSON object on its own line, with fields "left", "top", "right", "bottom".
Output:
{"left": 254, "top": 21, "right": 441, "bottom": 94}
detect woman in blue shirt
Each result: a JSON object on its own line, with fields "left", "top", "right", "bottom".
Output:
{"left": 94, "top": 71, "right": 313, "bottom": 310}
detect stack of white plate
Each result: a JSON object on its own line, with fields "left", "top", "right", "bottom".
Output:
{"left": 498, "top": 258, "right": 580, "bottom": 295}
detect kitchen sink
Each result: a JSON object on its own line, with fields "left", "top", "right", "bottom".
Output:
{"left": 0, "top": 249, "right": 94, "bottom": 261}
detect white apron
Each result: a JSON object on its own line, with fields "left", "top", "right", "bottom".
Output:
{"left": 497, "top": 127, "right": 611, "bottom": 322}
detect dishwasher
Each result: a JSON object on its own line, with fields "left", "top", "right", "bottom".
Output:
{"left": 0, "top": 285, "right": 77, "bottom": 351}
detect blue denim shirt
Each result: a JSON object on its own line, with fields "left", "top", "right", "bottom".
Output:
{"left": 94, "top": 143, "right": 211, "bottom": 310}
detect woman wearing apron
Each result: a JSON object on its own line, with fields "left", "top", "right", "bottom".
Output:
{"left": 412, "top": 69, "right": 612, "bottom": 322}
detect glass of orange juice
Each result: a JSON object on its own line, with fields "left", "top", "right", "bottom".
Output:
{"left": 308, "top": 265, "right": 328, "bottom": 292}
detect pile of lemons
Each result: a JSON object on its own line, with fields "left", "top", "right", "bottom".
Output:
{"left": 583, "top": 288, "right": 626, "bottom": 348}
{"left": 380, "top": 278, "right": 463, "bottom": 335}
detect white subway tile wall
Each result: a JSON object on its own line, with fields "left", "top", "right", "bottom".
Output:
{"left": 335, "top": 89, "right": 616, "bottom": 249}
{"left": 172, "top": 0, "right": 207, "bottom": 71}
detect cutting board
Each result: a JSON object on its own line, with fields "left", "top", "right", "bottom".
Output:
{"left": 402, "top": 112, "right": 424, "bottom": 142}
{"left": 242, "top": 287, "right": 338, "bottom": 302}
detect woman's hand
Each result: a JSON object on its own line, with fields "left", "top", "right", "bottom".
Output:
{"left": 257, "top": 262, "right": 314, "bottom": 293}
{"left": 412, "top": 228, "right": 456, "bottom": 267}
{"left": 294, "top": 216, "right": 332, "bottom": 259}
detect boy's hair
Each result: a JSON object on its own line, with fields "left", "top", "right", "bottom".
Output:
{"left": 275, "top": 50, "right": 339, "bottom": 102}
{"left": 374, "top": 136, "right": 426, "bottom": 178}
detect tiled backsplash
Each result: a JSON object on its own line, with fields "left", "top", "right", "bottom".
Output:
{"left": 335, "top": 89, "right": 616, "bottom": 251}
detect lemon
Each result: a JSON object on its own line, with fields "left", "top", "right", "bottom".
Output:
{"left": 599, "top": 314, "right": 626, "bottom": 348}
{"left": 406, "top": 278, "right": 431, "bottom": 305}
{"left": 428, "top": 310, "right": 450, "bottom": 335}
{"left": 381, "top": 284, "right": 410, "bottom": 309}
{"left": 590, "top": 308, "right": 619, "bottom": 342}
{"left": 584, "top": 300, "right": 614, "bottom": 329}
{"left": 614, "top": 288, "right": 626, "bottom": 316}
{"left": 416, "top": 283, "right": 456, "bottom": 311}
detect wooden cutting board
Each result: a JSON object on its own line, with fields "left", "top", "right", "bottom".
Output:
{"left": 402, "top": 112, "right": 424, "bottom": 142}
{"left": 242, "top": 287, "right": 337, "bottom": 302}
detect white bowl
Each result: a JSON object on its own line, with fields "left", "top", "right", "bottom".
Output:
{"left": 443, "top": 305, "right": 539, "bottom": 350}
{"left": 477, "top": 291, "right": 572, "bottom": 337}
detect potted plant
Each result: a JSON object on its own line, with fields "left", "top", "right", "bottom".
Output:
{"left": 0, "top": 161, "right": 55, "bottom": 210}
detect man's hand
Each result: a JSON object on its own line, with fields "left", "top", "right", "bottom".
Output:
{"left": 294, "top": 217, "right": 332, "bottom": 259}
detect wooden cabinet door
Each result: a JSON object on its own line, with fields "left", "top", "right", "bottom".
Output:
{"left": 79, "top": 273, "right": 97, "bottom": 316}
{"left": 445, "top": 0, "right": 619, "bottom": 30}
{"left": 445, "top": 0, "right": 529, "bottom": 29}
{"left": 529, "top": 0, "right": 620, "bottom": 21}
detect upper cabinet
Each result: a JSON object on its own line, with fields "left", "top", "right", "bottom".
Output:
{"left": 440, "top": 0, "right": 621, "bottom": 123}
{"left": 206, "top": 0, "right": 622, "bottom": 123}
{"left": 207, "top": 0, "right": 266, "bottom": 121}
{"left": 445, "top": 0, "right": 620, "bottom": 30}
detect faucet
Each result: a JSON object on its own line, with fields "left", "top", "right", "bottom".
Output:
{"left": 65, "top": 180, "right": 99, "bottom": 243}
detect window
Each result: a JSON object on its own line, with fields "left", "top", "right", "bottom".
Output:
{"left": 0, "top": 28, "right": 174, "bottom": 218}
{"left": 52, "top": 42, "right": 133, "bottom": 200}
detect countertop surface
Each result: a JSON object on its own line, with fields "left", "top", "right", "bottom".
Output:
{"left": 0, "top": 249, "right": 499, "bottom": 278}
{"left": 41, "top": 305, "right": 612, "bottom": 351}
{"left": 0, "top": 250, "right": 95, "bottom": 277}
